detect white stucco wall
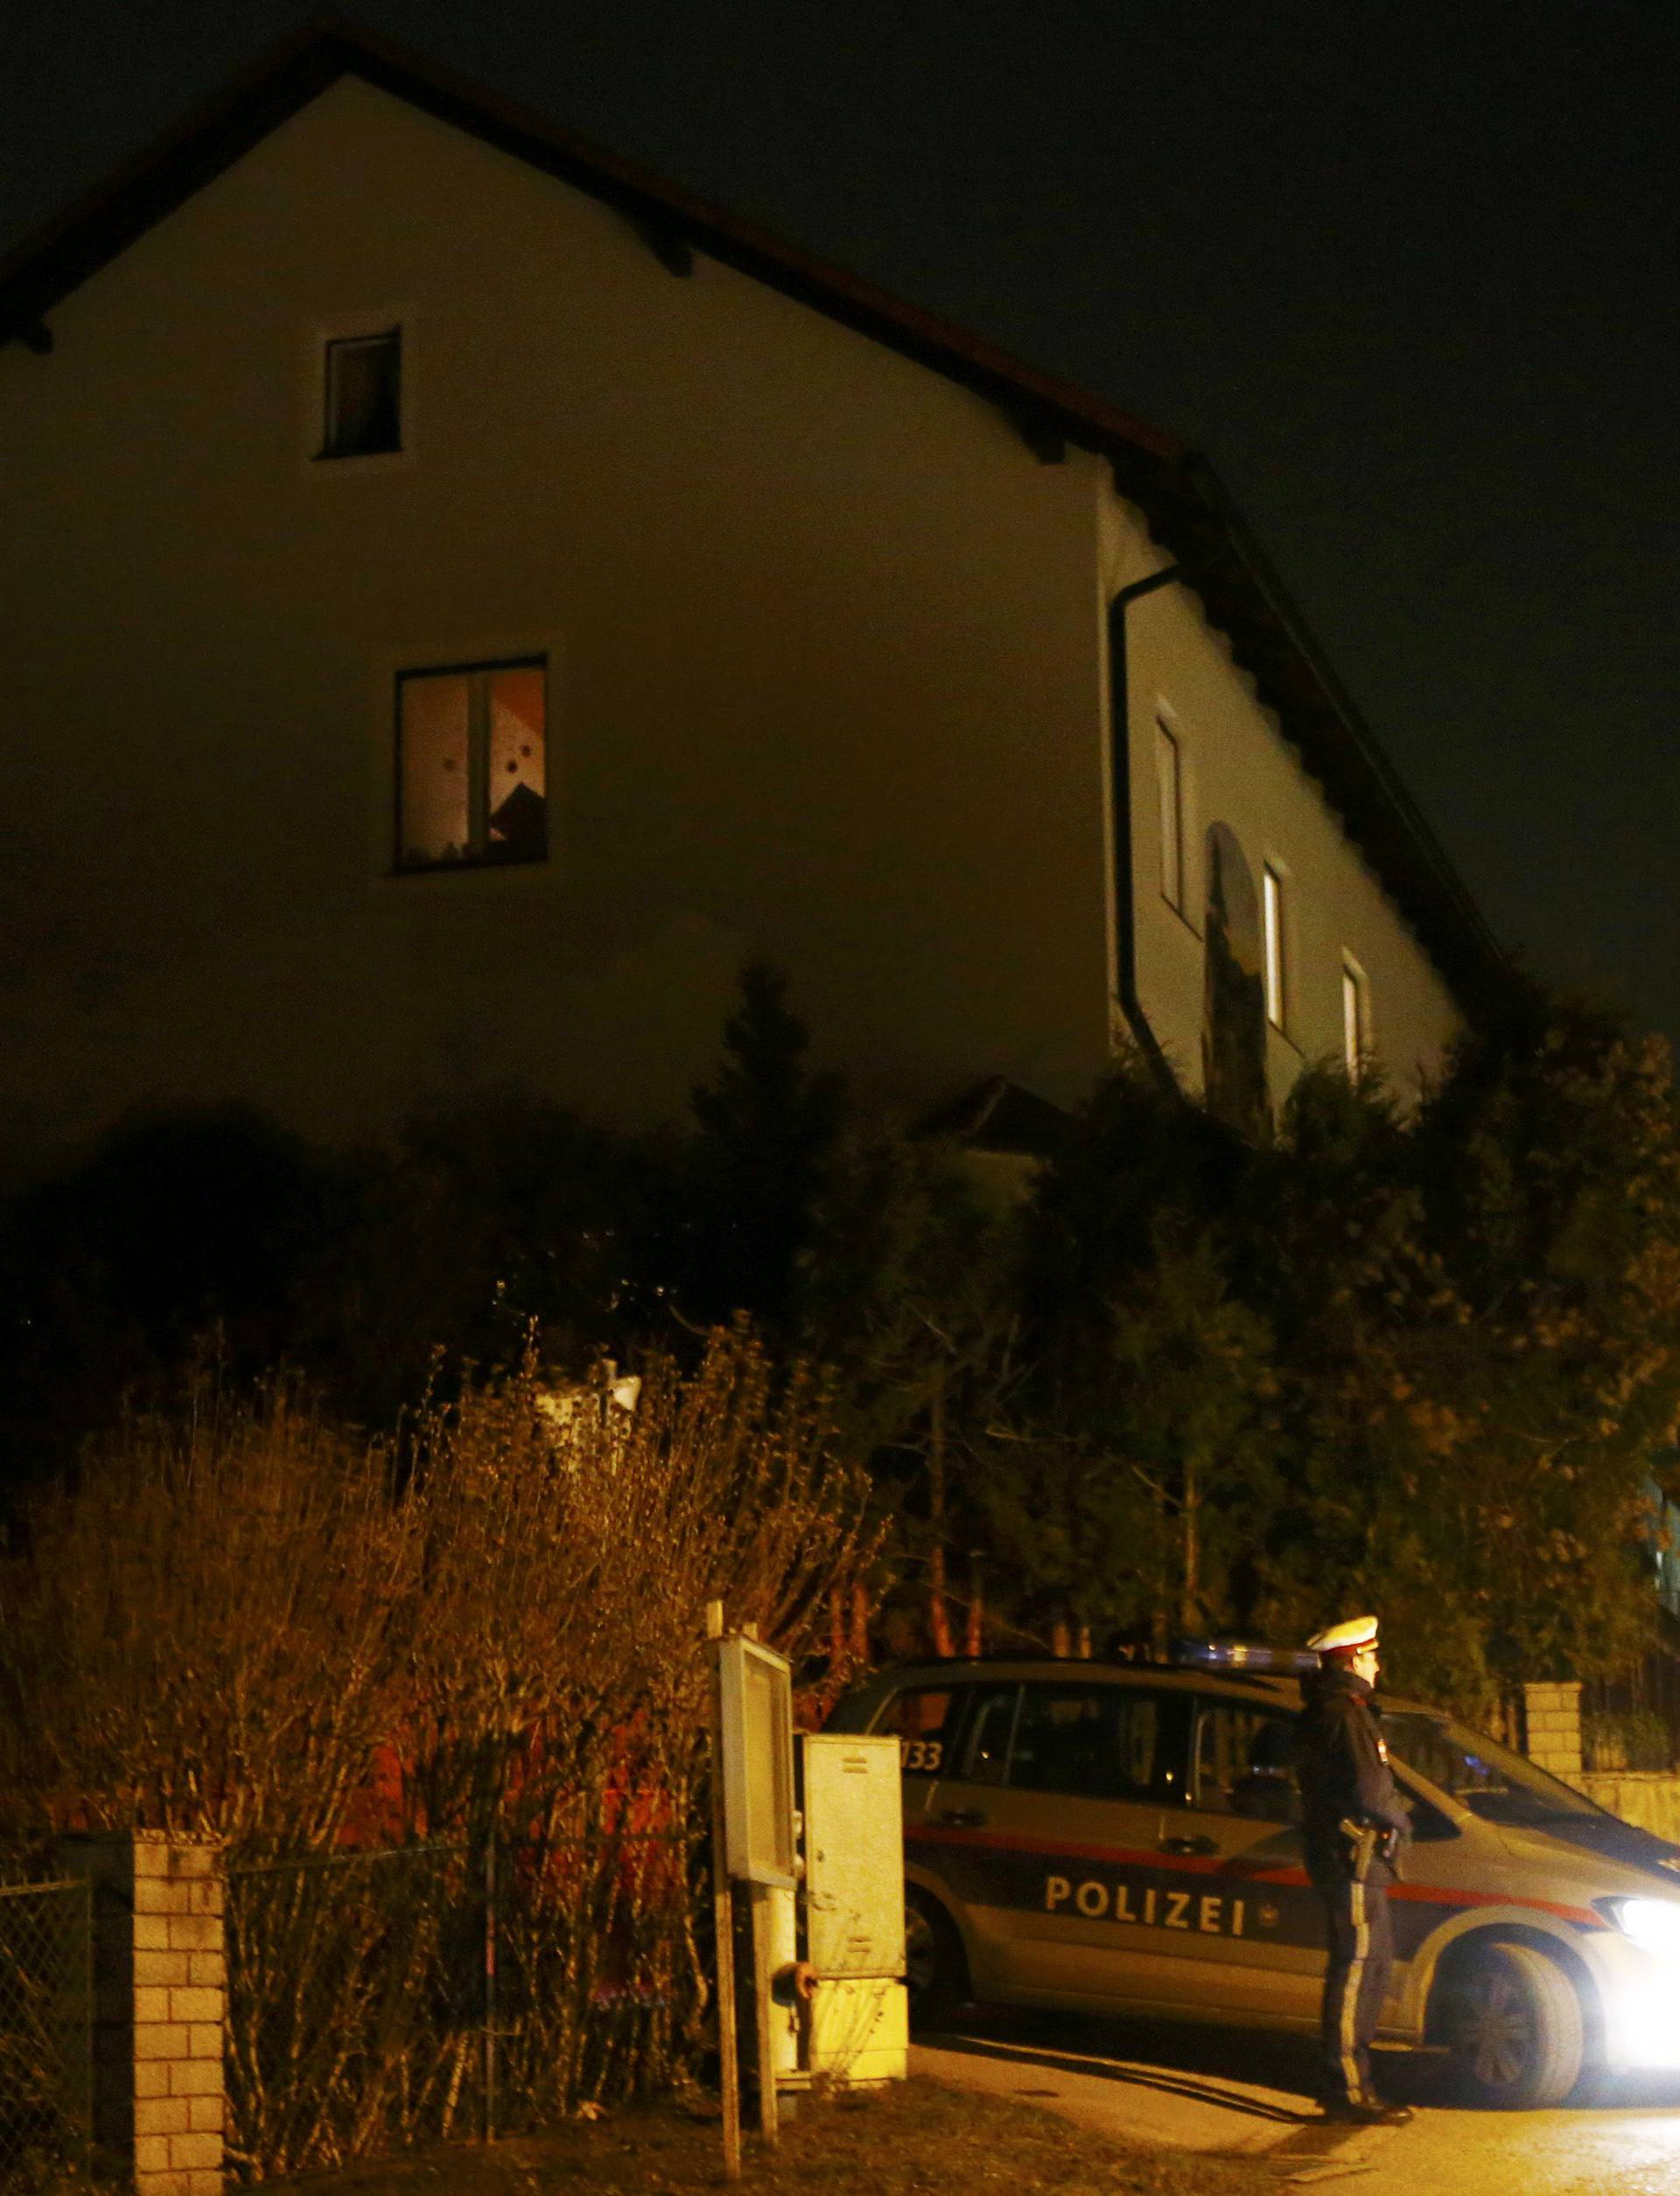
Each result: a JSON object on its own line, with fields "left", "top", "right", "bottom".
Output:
{"left": 1, "top": 75, "right": 1468, "bottom": 1166}
{"left": 0, "top": 78, "right": 1122, "bottom": 1154}
{"left": 1099, "top": 494, "right": 1461, "bottom": 1108}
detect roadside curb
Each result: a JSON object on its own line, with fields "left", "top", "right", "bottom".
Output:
{"left": 910, "top": 2033, "right": 1317, "bottom": 2156}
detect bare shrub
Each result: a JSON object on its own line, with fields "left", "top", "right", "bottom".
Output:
{"left": 387, "top": 1329, "right": 876, "bottom": 2133}
{"left": 395, "top": 1332, "right": 867, "bottom": 1845}
{"left": 0, "top": 1381, "right": 410, "bottom": 1850}
{"left": 0, "top": 1328, "right": 876, "bottom": 2167}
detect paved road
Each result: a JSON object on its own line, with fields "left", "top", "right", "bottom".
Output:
{"left": 911, "top": 2009, "right": 1680, "bottom": 2192}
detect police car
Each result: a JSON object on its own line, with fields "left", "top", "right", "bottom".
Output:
{"left": 828, "top": 1646, "right": 1680, "bottom": 2108}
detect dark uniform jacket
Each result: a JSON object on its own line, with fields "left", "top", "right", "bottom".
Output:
{"left": 1294, "top": 1661, "right": 1412, "bottom": 1887}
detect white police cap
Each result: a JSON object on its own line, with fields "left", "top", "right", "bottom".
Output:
{"left": 1306, "top": 1615, "right": 1379, "bottom": 1655}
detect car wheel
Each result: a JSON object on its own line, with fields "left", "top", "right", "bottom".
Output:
{"left": 1439, "top": 1941, "right": 1585, "bottom": 2108}
{"left": 905, "top": 1889, "right": 970, "bottom": 2031}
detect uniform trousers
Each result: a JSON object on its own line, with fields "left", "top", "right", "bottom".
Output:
{"left": 1314, "top": 1870, "right": 1394, "bottom": 2106}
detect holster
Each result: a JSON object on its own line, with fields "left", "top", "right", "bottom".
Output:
{"left": 1338, "top": 1816, "right": 1401, "bottom": 1882}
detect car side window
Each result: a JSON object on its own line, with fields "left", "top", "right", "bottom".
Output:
{"left": 1394, "top": 1773, "right": 1460, "bottom": 1842}
{"left": 1194, "top": 1703, "right": 1301, "bottom": 1822}
{"left": 1008, "top": 1683, "right": 1164, "bottom": 1802}
{"left": 956, "top": 1685, "right": 1021, "bottom": 1787}
{"left": 876, "top": 1684, "right": 962, "bottom": 1776}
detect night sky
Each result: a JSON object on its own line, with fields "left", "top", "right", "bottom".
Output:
{"left": 5, "top": 3, "right": 1676, "bottom": 1044}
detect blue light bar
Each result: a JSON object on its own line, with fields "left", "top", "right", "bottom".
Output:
{"left": 1172, "top": 1639, "right": 1321, "bottom": 1676}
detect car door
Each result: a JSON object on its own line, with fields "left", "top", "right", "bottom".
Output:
{"left": 873, "top": 1675, "right": 975, "bottom": 1836}
{"left": 1150, "top": 1695, "right": 1325, "bottom": 2020}
{"left": 899, "top": 1679, "right": 1020, "bottom": 1989}
{"left": 914, "top": 1676, "right": 1204, "bottom": 2009}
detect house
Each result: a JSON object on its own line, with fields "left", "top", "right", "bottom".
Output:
{"left": 0, "top": 24, "right": 1502, "bottom": 1168}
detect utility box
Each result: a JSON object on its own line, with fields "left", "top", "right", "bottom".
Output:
{"left": 718, "top": 1634, "right": 797, "bottom": 1887}
{"left": 803, "top": 1733, "right": 904, "bottom": 1974}
{"left": 801, "top": 1732, "right": 906, "bottom": 2083}
{"left": 808, "top": 1977, "right": 909, "bottom": 2085}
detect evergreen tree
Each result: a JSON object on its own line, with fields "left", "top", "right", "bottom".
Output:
{"left": 799, "top": 1123, "right": 1019, "bottom": 1654}
{"left": 684, "top": 963, "right": 846, "bottom": 1333}
{"left": 1250, "top": 991, "right": 1680, "bottom": 1712}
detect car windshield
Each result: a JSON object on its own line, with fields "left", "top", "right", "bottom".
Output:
{"left": 1382, "top": 1711, "right": 1600, "bottom": 1827}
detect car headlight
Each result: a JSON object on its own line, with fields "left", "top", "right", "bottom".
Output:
{"left": 1596, "top": 1897, "right": 1680, "bottom": 1958}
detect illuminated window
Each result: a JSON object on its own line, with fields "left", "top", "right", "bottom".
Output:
{"left": 1154, "top": 717, "right": 1183, "bottom": 909}
{"left": 321, "top": 328, "right": 401, "bottom": 458}
{"left": 396, "top": 660, "right": 547, "bottom": 872}
{"left": 1341, "top": 957, "right": 1369, "bottom": 1080}
{"left": 1263, "top": 864, "right": 1286, "bottom": 1030}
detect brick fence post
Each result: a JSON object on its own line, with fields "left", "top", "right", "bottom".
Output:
{"left": 57, "top": 1831, "right": 225, "bottom": 2196}
{"left": 1522, "top": 1681, "right": 1583, "bottom": 1782}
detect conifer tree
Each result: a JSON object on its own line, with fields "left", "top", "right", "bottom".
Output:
{"left": 685, "top": 963, "right": 846, "bottom": 1332}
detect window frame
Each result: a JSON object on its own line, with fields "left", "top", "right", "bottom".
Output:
{"left": 1154, "top": 715, "right": 1185, "bottom": 912}
{"left": 1188, "top": 1698, "right": 1301, "bottom": 1823}
{"left": 875, "top": 1682, "right": 966, "bottom": 1779}
{"left": 996, "top": 1679, "right": 1184, "bottom": 1806}
{"left": 1341, "top": 955, "right": 1371, "bottom": 1081}
{"left": 1001, "top": 1677, "right": 1177, "bottom": 1801}
{"left": 1262, "top": 863, "right": 1287, "bottom": 1032}
{"left": 306, "top": 307, "right": 416, "bottom": 477}
{"left": 952, "top": 1682, "right": 1023, "bottom": 1788}
{"left": 391, "top": 654, "right": 550, "bottom": 877}
{"left": 320, "top": 326, "right": 402, "bottom": 461}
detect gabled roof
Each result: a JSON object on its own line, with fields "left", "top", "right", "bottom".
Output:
{"left": 0, "top": 16, "right": 1502, "bottom": 1011}
{"left": 914, "top": 1077, "right": 1071, "bottom": 1158}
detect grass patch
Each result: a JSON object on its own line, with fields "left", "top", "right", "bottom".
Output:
{"left": 251, "top": 2078, "right": 1281, "bottom": 2196}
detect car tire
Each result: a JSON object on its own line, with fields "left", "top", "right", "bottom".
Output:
{"left": 905, "top": 1889, "right": 970, "bottom": 2031}
{"left": 1438, "top": 1940, "right": 1585, "bottom": 2108}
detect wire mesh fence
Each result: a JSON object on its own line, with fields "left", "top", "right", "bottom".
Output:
{"left": 0, "top": 1878, "right": 91, "bottom": 2183}
{"left": 226, "top": 1826, "right": 698, "bottom": 2181}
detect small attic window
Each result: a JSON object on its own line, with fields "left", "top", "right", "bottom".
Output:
{"left": 321, "top": 328, "right": 402, "bottom": 458}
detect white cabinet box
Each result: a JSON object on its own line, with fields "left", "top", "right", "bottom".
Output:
{"left": 801, "top": 1732, "right": 906, "bottom": 2082}
{"left": 808, "top": 1976, "right": 908, "bottom": 2085}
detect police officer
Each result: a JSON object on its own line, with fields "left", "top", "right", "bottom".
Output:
{"left": 1294, "top": 1616, "right": 1414, "bottom": 2125}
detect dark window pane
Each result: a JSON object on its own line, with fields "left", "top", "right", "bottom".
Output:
{"left": 1396, "top": 1779, "right": 1460, "bottom": 1842}
{"left": 1382, "top": 1712, "right": 1597, "bottom": 1826}
{"left": 1194, "top": 1705, "right": 1300, "bottom": 1822}
{"left": 957, "top": 1687, "right": 1019, "bottom": 1787}
{"left": 1009, "top": 1683, "right": 1162, "bottom": 1802}
{"left": 324, "top": 330, "right": 401, "bottom": 458}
